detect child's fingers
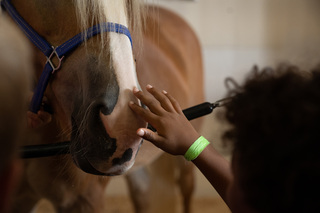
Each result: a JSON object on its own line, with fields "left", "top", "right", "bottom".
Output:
{"left": 38, "top": 111, "right": 52, "bottom": 124}
{"left": 145, "top": 85, "right": 175, "bottom": 112}
{"left": 27, "top": 111, "right": 37, "bottom": 128}
{"left": 133, "top": 87, "right": 164, "bottom": 115}
{"left": 163, "top": 92, "right": 183, "bottom": 114}
{"left": 27, "top": 111, "right": 52, "bottom": 129}
{"left": 129, "top": 101, "right": 158, "bottom": 124}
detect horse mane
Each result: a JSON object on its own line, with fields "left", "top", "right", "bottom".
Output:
{"left": 73, "top": 0, "right": 145, "bottom": 50}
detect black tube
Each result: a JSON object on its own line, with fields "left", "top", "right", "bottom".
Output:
{"left": 183, "top": 102, "right": 215, "bottom": 121}
{"left": 20, "top": 141, "right": 70, "bottom": 158}
{"left": 148, "top": 102, "right": 216, "bottom": 131}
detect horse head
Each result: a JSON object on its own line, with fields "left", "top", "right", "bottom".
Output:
{"left": 64, "top": 36, "right": 145, "bottom": 176}
{"left": 5, "top": 0, "right": 146, "bottom": 175}
{"left": 56, "top": 1, "right": 146, "bottom": 176}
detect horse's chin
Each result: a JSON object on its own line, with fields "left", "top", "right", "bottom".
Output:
{"left": 103, "top": 161, "right": 135, "bottom": 176}
{"left": 72, "top": 149, "right": 135, "bottom": 176}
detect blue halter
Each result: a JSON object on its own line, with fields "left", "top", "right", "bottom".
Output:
{"left": 1, "top": 0, "right": 133, "bottom": 113}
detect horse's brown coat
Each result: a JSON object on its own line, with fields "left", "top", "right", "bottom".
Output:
{"left": 128, "top": 6, "right": 204, "bottom": 213}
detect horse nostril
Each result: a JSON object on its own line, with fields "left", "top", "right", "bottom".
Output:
{"left": 98, "top": 99, "right": 116, "bottom": 115}
{"left": 100, "top": 105, "right": 111, "bottom": 115}
{"left": 96, "top": 91, "right": 118, "bottom": 116}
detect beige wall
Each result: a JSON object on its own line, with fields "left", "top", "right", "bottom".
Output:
{"left": 147, "top": 0, "right": 320, "bottom": 101}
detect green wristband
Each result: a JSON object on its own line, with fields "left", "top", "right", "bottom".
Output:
{"left": 184, "top": 136, "right": 210, "bottom": 161}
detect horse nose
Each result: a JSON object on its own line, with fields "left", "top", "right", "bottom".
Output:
{"left": 97, "top": 97, "right": 118, "bottom": 116}
{"left": 100, "top": 104, "right": 112, "bottom": 115}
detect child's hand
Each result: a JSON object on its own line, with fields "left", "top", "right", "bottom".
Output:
{"left": 129, "top": 85, "right": 200, "bottom": 156}
{"left": 27, "top": 110, "right": 52, "bottom": 129}
{"left": 27, "top": 93, "right": 52, "bottom": 129}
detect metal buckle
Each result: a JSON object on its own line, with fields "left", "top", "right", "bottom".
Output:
{"left": 46, "top": 46, "right": 65, "bottom": 74}
{"left": 213, "top": 97, "right": 233, "bottom": 107}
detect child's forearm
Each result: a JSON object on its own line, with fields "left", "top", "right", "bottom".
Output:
{"left": 192, "top": 144, "right": 232, "bottom": 205}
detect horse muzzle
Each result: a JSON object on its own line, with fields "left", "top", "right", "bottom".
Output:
{"left": 70, "top": 106, "right": 145, "bottom": 175}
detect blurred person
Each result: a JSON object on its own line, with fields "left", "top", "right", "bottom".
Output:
{"left": 0, "top": 16, "right": 32, "bottom": 213}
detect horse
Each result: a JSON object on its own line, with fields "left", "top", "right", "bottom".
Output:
{"left": 126, "top": 6, "right": 204, "bottom": 213}
{"left": 1, "top": 0, "right": 204, "bottom": 212}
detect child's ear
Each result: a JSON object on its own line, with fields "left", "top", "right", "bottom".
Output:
{"left": 0, "top": 160, "right": 22, "bottom": 213}
{"left": 27, "top": 110, "right": 52, "bottom": 129}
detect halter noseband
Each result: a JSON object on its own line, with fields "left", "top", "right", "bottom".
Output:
{"left": 1, "top": 0, "right": 133, "bottom": 113}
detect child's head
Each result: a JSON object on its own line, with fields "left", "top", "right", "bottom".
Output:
{"left": 224, "top": 65, "right": 320, "bottom": 212}
{"left": 0, "top": 16, "right": 32, "bottom": 212}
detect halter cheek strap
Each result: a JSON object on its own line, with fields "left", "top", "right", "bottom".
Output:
{"left": 1, "top": 0, "right": 133, "bottom": 113}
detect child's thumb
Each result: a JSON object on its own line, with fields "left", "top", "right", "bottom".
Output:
{"left": 136, "top": 128, "right": 159, "bottom": 144}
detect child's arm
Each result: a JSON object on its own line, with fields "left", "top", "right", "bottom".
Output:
{"left": 129, "top": 85, "right": 232, "bottom": 204}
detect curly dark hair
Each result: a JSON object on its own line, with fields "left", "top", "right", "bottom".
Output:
{"left": 223, "top": 65, "right": 320, "bottom": 213}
